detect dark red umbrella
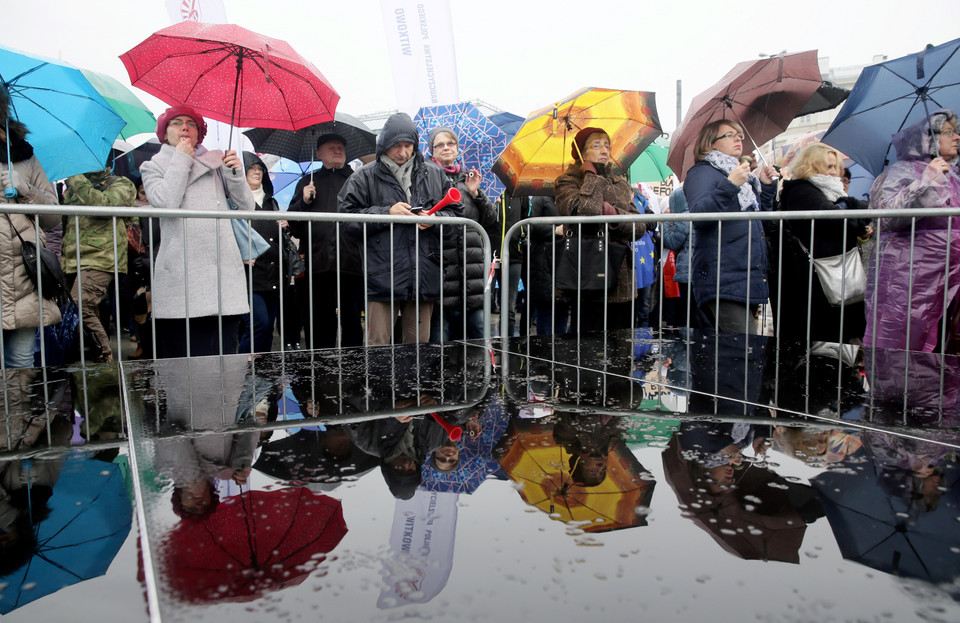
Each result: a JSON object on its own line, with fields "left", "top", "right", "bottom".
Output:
{"left": 160, "top": 487, "right": 347, "bottom": 604}
{"left": 667, "top": 50, "right": 823, "bottom": 180}
{"left": 119, "top": 22, "right": 338, "bottom": 135}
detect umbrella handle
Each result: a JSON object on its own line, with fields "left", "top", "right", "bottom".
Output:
{"left": 4, "top": 116, "right": 18, "bottom": 199}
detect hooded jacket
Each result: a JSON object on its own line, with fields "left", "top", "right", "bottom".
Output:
{"left": 865, "top": 109, "right": 960, "bottom": 351}
{"left": 338, "top": 113, "right": 461, "bottom": 301}
{"left": 241, "top": 152, "right": 283, "bottom": 295}
{"left": 0, "top": 133, "right": 61, "bottom": 330}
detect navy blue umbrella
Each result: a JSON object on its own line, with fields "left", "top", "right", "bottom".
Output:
{"left": 811, "top": 455, "right": 960, "bottom": 584}
{"left": 822, "top": 37, "right": 960, "bottom": 176}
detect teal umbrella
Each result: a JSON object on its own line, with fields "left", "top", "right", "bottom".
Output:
{"left": 80, "top": 69, "right": 156, "bottom": 140}
{"left": 629, "top": 138, "right": 672, "bottom": 183}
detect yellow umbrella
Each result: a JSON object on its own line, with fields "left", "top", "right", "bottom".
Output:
{"left": 491, "top": 87, "right": 662, "bottom": 196}
{"left": 497, "top": 419, "right": 655, "bottom": 532}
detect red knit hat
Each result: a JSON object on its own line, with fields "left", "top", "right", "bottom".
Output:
{"left": 156, "top": 105, "right": 208, "bottom": 145}
{"left": 571, "top": 127, "right": 608, "bottom": 161}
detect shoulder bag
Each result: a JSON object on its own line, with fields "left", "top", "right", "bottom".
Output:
{"left": 217, "top": 170, "right": 271, "bottom": 262}
{"left": 795, "top": 237, "right": 866, "bottom": 306}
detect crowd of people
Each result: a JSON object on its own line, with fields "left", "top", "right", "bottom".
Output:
{"left": 2, "top": 88, "right": 960, "bottom": 366}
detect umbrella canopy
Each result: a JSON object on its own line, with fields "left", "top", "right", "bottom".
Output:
{"left": 119, "top": 21, "right": 339, "bottom": 133}
{"left": 661, "top": 434, "right": 809, "bottom": 563}
{"left": 0, "top": 45, "right": 126, "bottom": 181}
{"left": 761, "top": 129, "right": 830, "bottom": 170}
{"left": 110, "top": 136, "right": 162, "bottom": 180}
{"left": 161, "top": 487, "right": 347, "bottom": 603}
{"left": 492, "top": 87, "right": 662, "bottom": 196}
{"left": 629, "top": 137, "right": 672, "bottom": 182}
{"left": 243, "top": 111, "right": 376, "bottom": 164}
{"left": 266, "top": 157, "right": 325, "bottom": 209}
{"left": 821, "top": 37, "right": 960, "bottom": 176}
{"left": 0, "top": 455, "right": 132, "bottom": 615}
{"left": 489, "top": 110, "right": 525, "bottom": 140}
{"left": 415, "top": 101, "right": 510, "bottom": 201}
{"left": 667, "top": 50, "right": 823, "bottom": 181}
{"left": 497, "top": 418, "right": 654, "bottom": 532}
{"left": 253, "top": 429, "right": 379, "bottom": 486}
{"left": 797, "top": 81, "right": 850, "bottom": 117}
{"left": 79, "top": 68, "right": 157, "bottom": 140}
{"left": 811, "top": 453, "right": 960, "bottom": 583}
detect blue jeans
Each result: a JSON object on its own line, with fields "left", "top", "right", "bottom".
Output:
{"left": 239, "top": 292, "right": 280, "bottom": 354}
{"left": 3, "top": 327, "right": 38, "bottom": 368}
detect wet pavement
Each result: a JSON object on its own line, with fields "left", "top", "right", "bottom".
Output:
{"left": 2, "top": 329, "right": 960, "bottom": 622}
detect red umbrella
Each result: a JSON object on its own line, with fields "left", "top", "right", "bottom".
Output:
{"left": 667, "top": 50, "right": 823, "bottom": 181}
{"left": 119, "top": 22, "right": 338, "bottom": 136}
{"left": 160, "top": 487, "right": 347, "bottom": 604}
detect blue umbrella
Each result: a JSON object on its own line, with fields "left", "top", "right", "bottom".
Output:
{"left": 822, "top": 37, "right": 960, "bottom": 176}
{"left": 0, "top": 45, "right": 126, "bottom": 181}
{"left": 0, "top": 454, "right": 133, "bottom": 614}
{"left": 811, "top": 453, "right": 960, "bottom": 584}
{"left": 268, "top": 157, "right": 325, "bottom": 209}
{"left": 489, "top": 111, "right": 524, "bottom": 141}
{"left": 414, "top": 101, "right": 508, "bottom": 202}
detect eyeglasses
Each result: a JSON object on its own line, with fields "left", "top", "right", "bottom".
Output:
{"left": 433, "top": 141, "right": 457, "bottom": 149}
{"left": 168, "top": 119, "right": 198, "bottom": 129}
{"left": 941, "top": 129, "right": 958, "bottom": 137}
{"left": 712, "top": 131, "right": 744, "bottom": 143}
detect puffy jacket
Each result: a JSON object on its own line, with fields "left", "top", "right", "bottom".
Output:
{"left": 527, "top": 195, "right": 563, "bottom": 302}
{"left": 684, "top": 160, "right": 776, "bottom": 306}
{"left": 0, "top": 136, "right": 61, "bottom": 330}
{"left": 338, "top": 113, "right": 461, "bottom": 302}
{"left": 436, "top": 168, "right": 498, "bottom": 310}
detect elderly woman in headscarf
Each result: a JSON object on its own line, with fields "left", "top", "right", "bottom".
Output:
{"left": 865, "top": 109, "right": 960, "bottom": 353}
{"left": 554, "top": 127, "right": 643, "bottom": 333}
{"left": 140, "top": 105, "right": 254, "bottom": 358}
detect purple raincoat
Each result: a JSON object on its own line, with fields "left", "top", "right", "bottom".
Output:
{"left": 864, "top": 109, "right": 960, "bottom": 352}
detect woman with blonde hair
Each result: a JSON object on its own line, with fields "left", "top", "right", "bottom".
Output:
{"left": 778, "top": 142, "right": 871, "bottom": 344}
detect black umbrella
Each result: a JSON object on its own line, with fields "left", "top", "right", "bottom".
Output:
{"left": 797, "top": 81, "right": 850, "bottom": 117}
{"left": 254, "top": 428, "right": 379, "bottom": 486}
{"left": 243, "top": 111, "right": 376, "bottom": 164}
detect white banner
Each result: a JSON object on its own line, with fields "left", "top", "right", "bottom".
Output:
{"left": 377, "top": 490, "right": 459, "bottom": 608}
{"left": 379, "top": 0, "right": 460, "bottom": 115}
{"left": 165, "top": 0, "right": 228, "bottom": 23}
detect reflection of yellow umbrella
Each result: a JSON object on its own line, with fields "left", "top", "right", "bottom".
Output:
{"left": 497, "top": 420, "right": 655, "bottom": 532}
{"left": 491, "top": 87, "right": 662, "bottom": 196}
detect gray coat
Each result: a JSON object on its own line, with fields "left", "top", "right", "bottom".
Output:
{"left": 141, "top": 145, "right": 254, "bottom": 319}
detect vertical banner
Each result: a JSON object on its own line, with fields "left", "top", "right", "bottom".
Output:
{"left": 165, "top": 0, "right": 228, "bottom": 23}
{"left": 377, "top": 490, "right": 459, "bottom": 608}
{"left": 379, "top": 0, "right": 460, "bottom": 115}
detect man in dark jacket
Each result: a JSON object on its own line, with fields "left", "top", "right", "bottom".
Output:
{"left": 287, "top": 134, "right": 364, "bottom": 348}
{"left": 339, "top": 113, "right": 461, "bottom": 346}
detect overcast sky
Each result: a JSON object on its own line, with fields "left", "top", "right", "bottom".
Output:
{"left": 3, "top": 0, "right": 959, "bottom": 134}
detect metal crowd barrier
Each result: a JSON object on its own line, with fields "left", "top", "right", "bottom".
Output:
{"left": 0, "top": 204, "right": 491, "bottom": 372}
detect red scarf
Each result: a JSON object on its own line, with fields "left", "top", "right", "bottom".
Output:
{"left": 430, "top": 157, "right": 461, "bottom": 175}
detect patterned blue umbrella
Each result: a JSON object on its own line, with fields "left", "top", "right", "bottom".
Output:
{"left": 414, "top": 102, "right": 508, "bottom": 202}
{"left": 420, "top": 398, "right": 510, "bottom": 494}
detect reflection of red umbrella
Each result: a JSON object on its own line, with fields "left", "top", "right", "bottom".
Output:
{"left": 161, "top": 487, "right": 347, "bottom": 604}
{"left": 667, "top": 50, "right": 822, "bottom": 180}
{"left": 661, "top": 435, "right": 807, "bottom": 563}
{"left": 120, "top": 22, "right": 338, "bottom": 134}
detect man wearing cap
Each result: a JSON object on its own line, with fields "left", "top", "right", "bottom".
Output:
{"left": 288, "top": 133, "right": 363, "bottom": 348}
{"left": 339, "top": 112, "right": 461, "bottom": 346}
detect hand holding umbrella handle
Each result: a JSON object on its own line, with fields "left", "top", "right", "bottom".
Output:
{"left": 430, "top": 412, "right": 462, "bottom": 441}
{"left": 424, "top": 188, "right": 461, "bottom": 215}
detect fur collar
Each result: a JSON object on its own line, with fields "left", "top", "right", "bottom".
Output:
{"left": 0, "top": 135, "right": 34, "bottom": 164}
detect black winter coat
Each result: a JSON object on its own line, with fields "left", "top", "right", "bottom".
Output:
{"left": 436, "top": 169, "right": 498, "bottom": 310}
{"left": 338, "top": 115, "right": 461, "bottom": 302}
{"left": 288, "top": 166, "right": 363, "bottom": 276}
{"left": 242, "top": 153, "right": 284, "bottom": 295}
{"left": 527, "top": 195, "right": 563, "bottom": 303}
